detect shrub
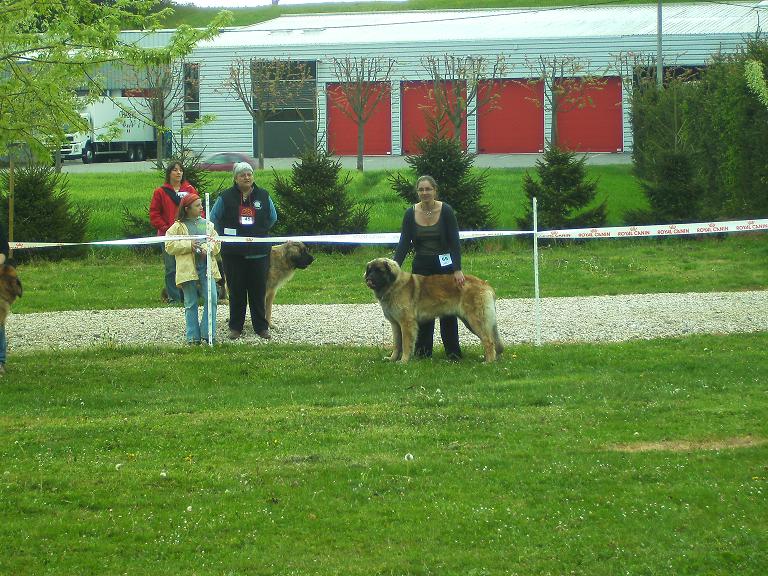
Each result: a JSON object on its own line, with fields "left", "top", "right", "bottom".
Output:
{"left": 517, "top": 146, "right": 606, "bottom": 231}
{"left": 389, "top": 134, "right": 495, "bottom": 230}
{"left": 0, "top": 163, "right": 89, "bottom": 261}
{"left": 273, "top": 139, "right": 369, "bottom": 251}
{"left": 640, "top": 151, "right": 704, "bottom": 224}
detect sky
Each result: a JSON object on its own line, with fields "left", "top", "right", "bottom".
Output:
{"left": 180, "top": 0, "right": 405, "bottom": 7}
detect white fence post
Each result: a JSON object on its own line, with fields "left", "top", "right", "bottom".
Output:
{"left": 205, "top": 192, "right": 213, "bottom": 346}
{"left": 532, "top": 196, "right": 542, "bottom": 346}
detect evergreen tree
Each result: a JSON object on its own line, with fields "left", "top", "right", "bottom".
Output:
{"left": 640, "top": 151, "right": 704, "bottom": 224}
{"left": 0, "top": 164, "right": 89, "bottom": 261}
{"left": 390, "top": 134, "right": 494, "bottom": 230}
{"left": 518, "top": 146, "right": 606, "bottom": 231}
{"left": 273, "top": 140, "right": 369, "bottom": 250}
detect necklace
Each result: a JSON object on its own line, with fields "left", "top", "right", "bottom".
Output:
{"left": 421, "top": 203, "right": 436, "bottom": 217}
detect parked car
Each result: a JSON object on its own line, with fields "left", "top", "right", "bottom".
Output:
{"left": 196, "top": 152, "right": 257, "bottom": 172}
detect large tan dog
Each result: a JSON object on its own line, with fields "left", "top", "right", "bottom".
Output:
{"left": 266, "top": 240, "right": 315, "bottom": 326}
{"left": 0, "top": 264, "right": 23, "bottom": 325}
{"left": 365, "top": 258, "right": 503, "bottom": 363}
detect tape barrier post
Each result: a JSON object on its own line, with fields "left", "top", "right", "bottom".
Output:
{"left": 532, "top": 197, "right": 542, "bottom": 347}
{"left": 205, "top": 193, "right": 213, "bottom": 347}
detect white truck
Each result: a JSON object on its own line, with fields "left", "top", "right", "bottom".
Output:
{"left": 60, "top": 97, "right": 157, "bottom": 163}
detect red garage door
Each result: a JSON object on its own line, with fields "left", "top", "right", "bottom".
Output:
{"left": 556, "top": 76, "right": 623, "bottom": 152}
{"left": 477, "top": 79, "right": 544, "bottom": 153}
{"left": 327, "top": 83, "right": 392, "bottom": 155}
{"left": 401, "top": 81, "right": 467, "bottom": 155}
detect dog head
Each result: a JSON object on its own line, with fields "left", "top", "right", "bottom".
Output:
{"left": 365, "top": 258, "right": 399, "bottom": 292}
{"left": 286, "top": 240, "right": 315, "bottom": 270}
{"left": 0, "top": 264, "right": 23, "bottom": 304}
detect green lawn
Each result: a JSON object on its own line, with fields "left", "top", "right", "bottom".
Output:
{"left": 164, "top": 0, "right": 699, "bottom": 28}
{"left": 12, "top": 233, "right": 768, "bottom": 314}
{"left": 69, "top": 165, "right": 642, "bottom": 242}
{"left": 1, "top": 333, "right": 766, "bottom": 575}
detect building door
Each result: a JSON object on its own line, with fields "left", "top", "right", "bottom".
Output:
{"left": 556, "top": 76, "right": 623, "bottom": 152}
{"left": 477, "top": 79, "right": 544, "bottom": 153}
{"left": 400, "top": 81, "right": 467, "bottom": 155}
{"left": 326, "top": 83, "right": 392, "bottom": 155}
{"left": 252, "top": 61, "right": 317, "bottom": 158}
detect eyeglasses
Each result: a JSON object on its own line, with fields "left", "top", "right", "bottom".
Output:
{"left": 417, "top": 187, "right": 434, "bottom": 192}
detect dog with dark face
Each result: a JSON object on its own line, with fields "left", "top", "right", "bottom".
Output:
{"left": 365, "top": 258, "right": 503, "bottom": 363}
{"left": 0, "top": 264, "right": 23, "bottom": 326}
{"left": 266, "top": 240, "right": 315, "bottom": 326}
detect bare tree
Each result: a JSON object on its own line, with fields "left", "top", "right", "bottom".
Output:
{"left": 122, "top": 58, "right": 189, "bottom": 161}
{"left": 421, "top": 54, "right": 509, "bottom": 143}
{"left": 525, "top": 55, "right": 606, "bottom": 146}
{"left": 328, "top": 56, "right": 396, "bottom": 171}
{"left": 226, "top": 58, "right": 314, "bottom": 170}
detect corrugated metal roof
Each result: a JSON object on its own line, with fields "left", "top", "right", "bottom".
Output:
{"left": 199, "top": 3, "right": 764, "bottom": 48}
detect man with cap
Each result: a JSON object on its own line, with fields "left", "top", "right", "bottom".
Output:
{"left": 210, "top": 161, "right": 277, "bottom": 340}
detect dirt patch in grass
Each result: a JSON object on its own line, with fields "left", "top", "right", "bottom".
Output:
{"left": 608, "top": 435, "right": 766, "bottom": 453}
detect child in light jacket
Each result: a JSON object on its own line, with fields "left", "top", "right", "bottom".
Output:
{"left": 165, "top": 193, "right": 222, "bottom": 344}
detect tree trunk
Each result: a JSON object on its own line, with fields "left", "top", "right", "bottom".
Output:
{"left": 357, "top": 121, "right": 365, "bottom": 171}
{"left": 257, "top": 117, "right": 265, "bottom": 170}
{"left": 550, "top": 91, "right": 559, "bottom": 146}
{"left": 156, "top": 130, "right": 165, "bottom": 163}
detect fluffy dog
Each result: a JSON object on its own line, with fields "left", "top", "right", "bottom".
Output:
{"left": 0, "top": 264, "right": 23, "bottom": 325}
{"left": 365, "top": 258, "right": 503, "bottom": 363}
{"left": 266, "top": 240, "right": 315, "bottom": 326}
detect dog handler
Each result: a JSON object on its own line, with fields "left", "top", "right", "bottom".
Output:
{"left": 393, "top": 175, "right": 465, "bottom": 360}
{"left": 210, "top": 162, "right": 277, "bottom": 341}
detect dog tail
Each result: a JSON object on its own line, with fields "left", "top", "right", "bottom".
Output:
{"left": 490, "top": 298, "right": 503, "bottom": 356}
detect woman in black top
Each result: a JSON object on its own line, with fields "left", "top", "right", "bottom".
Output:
{"left": 393, "top": 175, "right": 465, "bottom": 360}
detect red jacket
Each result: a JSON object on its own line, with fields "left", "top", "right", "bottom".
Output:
{"left": 149, "top": 181, "right": 198, "bottom": 236}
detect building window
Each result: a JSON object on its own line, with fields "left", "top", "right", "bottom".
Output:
{"left": 183, "top": 63, "right": 200, "bottom": 124}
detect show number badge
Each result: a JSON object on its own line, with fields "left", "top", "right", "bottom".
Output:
{"left": 240, "top": 205, "right": 255, "bottom": 226}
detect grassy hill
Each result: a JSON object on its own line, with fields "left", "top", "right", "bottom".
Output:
{"left": 164, "top": 0, "right": 693, "bottom": 28}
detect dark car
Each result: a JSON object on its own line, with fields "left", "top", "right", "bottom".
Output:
{"left": 196, "top": 152, "right": 257, "bottom": 172}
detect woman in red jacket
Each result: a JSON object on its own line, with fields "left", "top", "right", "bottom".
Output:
{"left": 149, "top": 160, "right": 197, "bottom": 305}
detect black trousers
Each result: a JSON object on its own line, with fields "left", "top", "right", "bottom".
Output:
{"left": 412, "top": 254, "right": 462, "bottom": 359}
{"left": 222, "top": 252, "right": 270, "bottom": 333}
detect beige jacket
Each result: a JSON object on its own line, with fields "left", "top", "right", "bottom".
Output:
{"left": 165, "top": 220, "right": 222, "bottom": 287}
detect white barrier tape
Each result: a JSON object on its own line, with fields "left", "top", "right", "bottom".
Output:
{"left": 9, "top": 218, "right": 767, "bottom": 250}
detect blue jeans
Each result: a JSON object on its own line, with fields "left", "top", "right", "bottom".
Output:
{"left": 181, "top": 263, "right": 218, "bottom": 343}
{"left": 163, "top": 248, "right": 183, "bottom": 303}
{"left": 0, "top": 325, "right": 6, "bottom": 364}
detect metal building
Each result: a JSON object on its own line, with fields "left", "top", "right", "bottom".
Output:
{"left": 180, "top": 3, "right": 765, "bottom": 157}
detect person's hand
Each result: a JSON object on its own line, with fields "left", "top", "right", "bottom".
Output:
{"left": 454, "top": 270, "right": 465, "bottom": 287}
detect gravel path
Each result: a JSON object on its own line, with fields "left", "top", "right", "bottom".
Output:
{"left": 6, "top": 290, "right": 767, "bottom": 352}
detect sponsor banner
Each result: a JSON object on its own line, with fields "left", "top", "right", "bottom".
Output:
{"left": 539, "top": 218, "right": 768, "bottom": 240}
{"left": 8, "top": 218, "right": 766, "bottom": 250}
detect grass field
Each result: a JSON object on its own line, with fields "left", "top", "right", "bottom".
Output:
{"left": 69, "top": 165, "right": 642, "bottom": 242}
{"left": 12, "top": 233, "right": 768, "bottom": 314}
{"left": 1, "top": 333, "right": 766, "bottom": 574}
{"left": 163, "top": 0, "right": 699, "bottom": 28}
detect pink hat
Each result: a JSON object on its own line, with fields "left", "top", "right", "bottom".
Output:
{"left": 180, "top": 193, "right": 200, "bottom": 208}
